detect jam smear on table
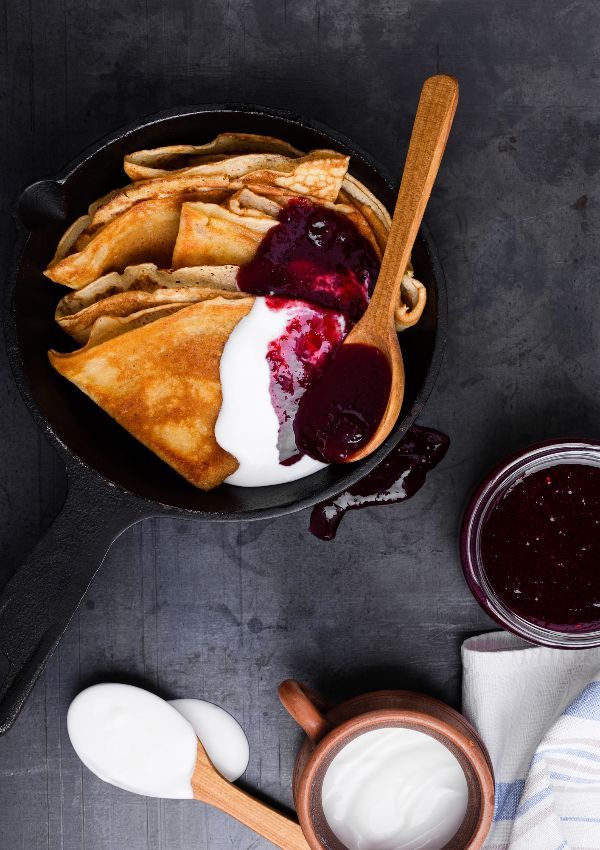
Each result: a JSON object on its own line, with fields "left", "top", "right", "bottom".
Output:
{"left": 237, "top": 198, "right": 380, "bottom": 320}
{"left": 481, "top": 463, "right": 600, "bottom": 632}
{"left": 310, "top": 425, "right": 450, "bottom": 540}
{"left": 265, "top": 297, "right": 348, "bottom": 462}
{"left": 294, "top": 343, "right": 392, "bottom": 464}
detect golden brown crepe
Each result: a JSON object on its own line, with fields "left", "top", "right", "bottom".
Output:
{"left": 224, "top": 187, "right": 284, "bottom": 218}
{"left": 88, "top": 155, "right": 291, "bottom": 231}
{"left": 88, "top": 150, "right": 347, "bottom": 233}
{"left": 397, "top": 271, "right": 427, "bottom": 329}
{"left": 172, "top": 202, "right": 277, "bottom": 267}
{"left": 340, "top": 174, "right": 392, "bottom": 254}
{"left": 123, "top": 133, "right": 303, "bottom": 180}
{"left": 232, "top": 151, "right": 348, "bottom": 202}
{"left": 52, "top": 214, "right": 93, "bottom": 263}
{"left": 45, "top": 198, "right": 184, "bottom": 289}
{"left": 49, "top": 298, "right": 254, "bottom": 489}
{"left": 55, "top": 263, "right": 240, "bottom": 322}
{"left": 85, "top": 304, "right": 192, "bottom": 347}
{"left": 58, "top": 285, "right": 248, "bottom": 345}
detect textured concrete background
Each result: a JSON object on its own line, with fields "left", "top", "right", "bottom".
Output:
{"left": 1, "top": 1, "right": 599, "bottom": 847}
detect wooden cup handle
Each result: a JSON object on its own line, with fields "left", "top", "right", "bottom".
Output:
{"left": 278, "top": 680, "right": 334, "bottom": 744}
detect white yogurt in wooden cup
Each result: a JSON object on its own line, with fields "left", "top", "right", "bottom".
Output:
{"left": 278, "top": 681, "right": 494, "bottom": 850}
{"left": 322, "top": 726, "right": 468, "bottom": 850}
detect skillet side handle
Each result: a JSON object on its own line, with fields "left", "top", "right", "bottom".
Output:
{"left": 0, "top": 472, "right": 148, "bottom": 734}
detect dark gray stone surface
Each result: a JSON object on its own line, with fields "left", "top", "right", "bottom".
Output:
{"left": 1, "top": 0, "right": 599, "bottom": 847}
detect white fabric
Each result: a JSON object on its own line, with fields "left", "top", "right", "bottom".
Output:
{"left": 462, "top": 631, "right": 600, "bottom": 850}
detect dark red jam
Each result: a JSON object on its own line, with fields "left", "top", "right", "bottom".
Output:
{"left": 237, "top": 198, "right": 380, "bottom": 320}
{"left": 293, "top": 343, "right": 392, "bottom": 464}
{"left": 481, "top": 463, "right": 600, "bottom": 632}
{"left": 310, "top": 426, "right": 449, "bottom": 540}
{"left": 264, "top": 298, "right": 348, "bottom": 462}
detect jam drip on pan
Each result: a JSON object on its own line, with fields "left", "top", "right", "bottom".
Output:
{"left": 309, "top": 425, "right": 450, "bottom": 540}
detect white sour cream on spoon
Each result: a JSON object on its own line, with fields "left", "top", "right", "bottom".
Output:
{"left": 67, "top": 684, "right": 249, "bottom": 798}
{"left": 168, "top": 697, "right": 249, "bottom": 782}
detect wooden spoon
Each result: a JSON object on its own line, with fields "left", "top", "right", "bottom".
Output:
{"left": 191, "top": 740, "right": 310, "bottom": 849}
{"left": 345, "top": 74, "right": 458, "bottom": 462}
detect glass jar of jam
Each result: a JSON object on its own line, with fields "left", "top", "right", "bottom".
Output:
{"left": 460, "top": 440, "right": 600, "bottom": 648}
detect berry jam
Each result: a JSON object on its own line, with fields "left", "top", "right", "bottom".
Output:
{"left": 237, "top": 198, "right": 380, "bottom": 320}
{"left": 310, "top": 426, "right": 449, "bottom": 540}
{"left": 293, "top": 343, "right": 392, "bottom": 464}
{"left": 265, "top": 298, "right": 348, "bottom": 463}
{"left": 481, "top": 463, "right": 600, "bottom": 632}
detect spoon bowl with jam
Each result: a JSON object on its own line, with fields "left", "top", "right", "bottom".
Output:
{"left": 461, "top": 440, "right": 600, "bottom": 648}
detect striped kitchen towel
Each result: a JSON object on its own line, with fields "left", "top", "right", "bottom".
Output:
{"left": 462, "top": 631, "right": 600, "bottom": 850}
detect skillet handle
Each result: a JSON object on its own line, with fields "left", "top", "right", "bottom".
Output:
{"left": 0, "top": 471, "right": 148, "bottom": 733}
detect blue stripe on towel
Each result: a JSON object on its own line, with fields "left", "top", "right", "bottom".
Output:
{"left": 564, "top": 682, "right": 600, "bottom": 720}
{"left": 560, "top": 816, "right": 600, "bottom": 823}
{"left": 516, "top": 786, "right": 552, "bottom": 817}
{"left": 534, "top": 747, "right": 600, "bottom": 764}
{"left": 494, "top": 780, "right": 525, "bottom": 821}
{"left": 550, "top": 771, "right": 600, "bottom": 785}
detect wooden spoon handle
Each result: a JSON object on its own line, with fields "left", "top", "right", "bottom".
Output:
{"left": 196, "top": 772, "right": 310, "bottom": 850}
{"left": 370, "top": 74, "right": 458, "bottom": 324}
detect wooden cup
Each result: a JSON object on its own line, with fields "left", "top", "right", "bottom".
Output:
{"left": 278, "top": 681, "right": 495, "bottom": 850}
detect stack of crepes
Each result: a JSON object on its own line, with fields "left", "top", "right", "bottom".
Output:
{"left": 46, "top": 133, "right": 427, "bottom": 490}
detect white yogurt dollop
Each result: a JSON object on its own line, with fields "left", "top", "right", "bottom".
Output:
{"left": 67, "top": 684, "right": 197, "bottom": 798}
{"left": 215, "top": 297, "right": 327, "bottom": 487}
{"left": 67, "top": 685, "right": 250, "bottom": 798}
{"left": 169, "top": 698, "right": 249, "bottom": 782}
{"left": 321, "top": 727, "right": 468, "bottom": 850}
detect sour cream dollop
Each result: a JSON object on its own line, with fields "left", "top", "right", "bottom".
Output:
{"left": 216, "top": 297, "right": 339, "bottom": 487}
{"left": 67, "top": 684, "right": 249, "bottom": 798}
{"left": 169, "top": 698, "right": 249, "bottom": 782}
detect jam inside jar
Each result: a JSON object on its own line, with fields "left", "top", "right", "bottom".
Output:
{"left": 481, "top": 462, "right": 600, "bottom": 632}
{"left": 461, "top": 442, "right": 600, "bottom": 647}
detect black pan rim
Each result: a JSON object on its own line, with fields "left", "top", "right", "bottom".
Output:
{"left": 5, "top": 102, "right": 448, "bottom": 522}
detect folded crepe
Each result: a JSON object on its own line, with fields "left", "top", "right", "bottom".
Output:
{"left": 88, "top": 155, "right": 284, "bottom": 231}
{"left": 49, "top": 297, "right": 254, "bottom": 489}
{"left": 172, "top": 202, "right": 278, "bottom": 267}
{"left": 123, "top": 132, "right": 303, "bottom": 180}
{"left": 88, "top": 150, "right": 347, "bottom": 232}
{"left": 339, "top": 175, "right": 392, "bottom": 254}
{"left": 58, "top": 284, "right": 248, "bottom": 345}
{"left": 84, "top": 304, "right": 193, "bottom": 348}
{"left": 231, "top": 150, "right": 349, "bottom": 202}
{"left": 45, "top": 197, "right": 184, "bottom": 289}
{"left": 56, "top": 263, "right": 240, "bottom": 315}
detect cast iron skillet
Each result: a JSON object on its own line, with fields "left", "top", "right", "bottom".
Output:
{"left": 0, "top": 105, "right": 447, "bottom": 733}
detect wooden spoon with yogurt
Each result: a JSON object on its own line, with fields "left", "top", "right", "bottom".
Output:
{"left": 192, "top": 740, "right": 310, "bottom": 850}
{"left": 294, "top": 75, "right": 458, "bottom": 465}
